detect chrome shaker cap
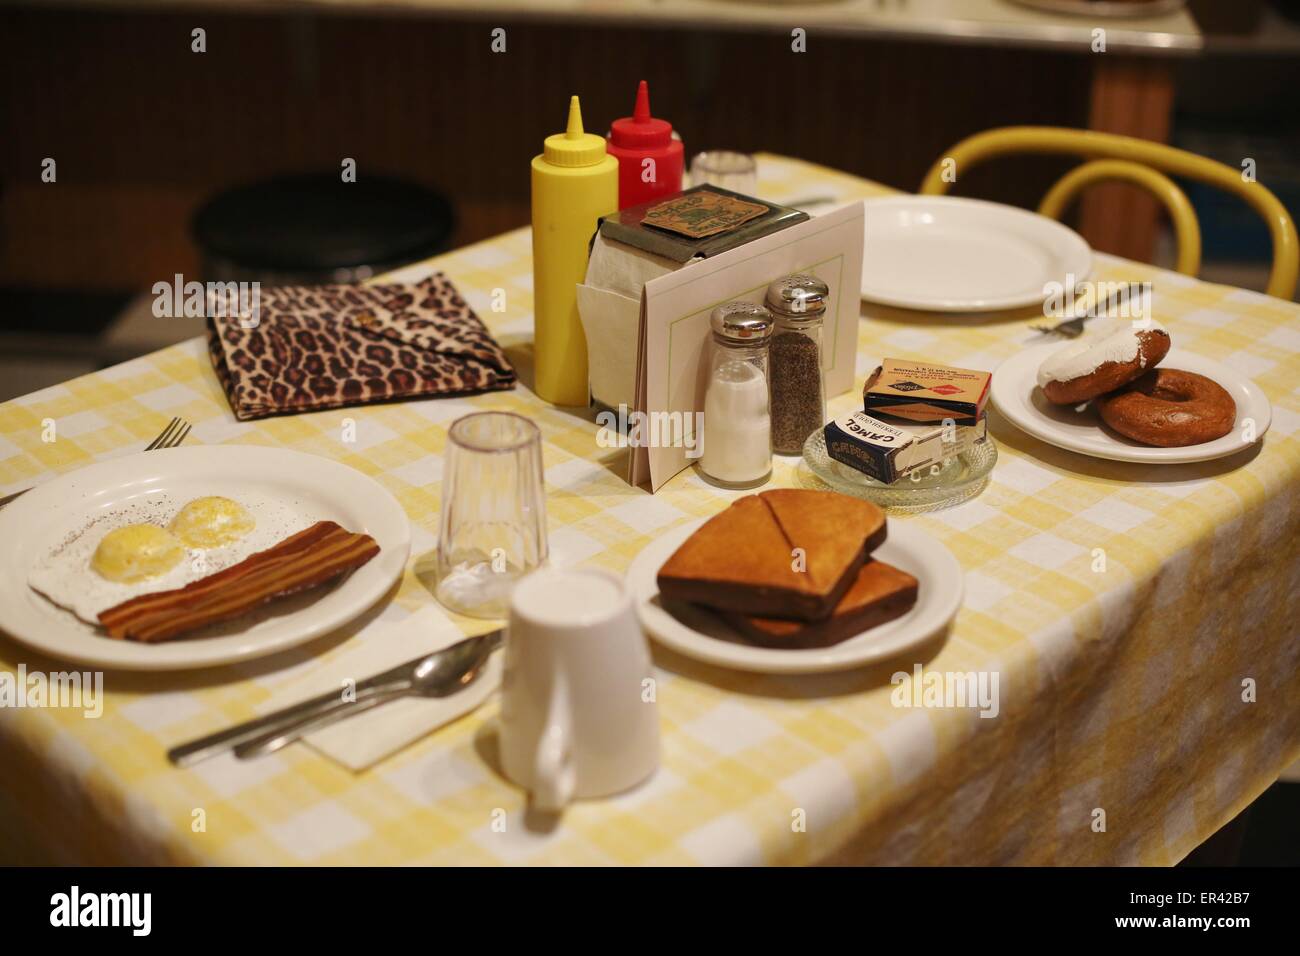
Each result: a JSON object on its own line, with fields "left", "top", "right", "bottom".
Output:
{"left": 710, "top": 301, "right": 773, "bottom": 342}
{"left": 765, "top": 273, "right": 829, "bottom": 318}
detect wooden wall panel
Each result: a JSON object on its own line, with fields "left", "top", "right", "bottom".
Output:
{"left": 1, "top": 9, "right": 1092, "bottom": 293}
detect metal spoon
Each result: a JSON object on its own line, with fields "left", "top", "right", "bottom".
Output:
{"left": 168, "top": 630, "right": 503, "bottom": 767}
{"left": 232, "top": 630, "right": 502, "bottom": 760}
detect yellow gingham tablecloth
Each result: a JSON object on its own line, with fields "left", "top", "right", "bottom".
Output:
{"left": 1, "top": 156, "right": 1297, "bottom": 865}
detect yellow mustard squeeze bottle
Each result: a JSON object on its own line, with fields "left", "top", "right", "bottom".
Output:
{"left": 530, "top": 95, "right": 619, "bottom": 406}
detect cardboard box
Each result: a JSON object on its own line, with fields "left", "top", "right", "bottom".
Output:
{"left": 863, "top": 359, "right": 991, "bottom": 424}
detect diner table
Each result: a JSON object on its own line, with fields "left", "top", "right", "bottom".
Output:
{"left": 1, "top": 155, "right": 1297, "bottom": 866}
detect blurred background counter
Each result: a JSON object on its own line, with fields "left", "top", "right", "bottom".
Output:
{"left": 22, "top": 0, "right": 1205, "bottom": 53}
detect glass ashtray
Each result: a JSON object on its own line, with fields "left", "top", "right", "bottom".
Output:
{"left": 800, "top": 430, "right": 998, "bottom": 513}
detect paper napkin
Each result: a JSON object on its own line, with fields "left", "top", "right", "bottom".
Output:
{"left": 258, "top": 606, "right": 501, "bottom": 772}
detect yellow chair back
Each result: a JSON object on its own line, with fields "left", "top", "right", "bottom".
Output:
{"left": 920, "top": 126, "right": 1297, "bottom": 300}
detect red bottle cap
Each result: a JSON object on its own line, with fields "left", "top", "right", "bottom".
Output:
{"left": 609, "top": 80, "right": 673, "bottom": 149}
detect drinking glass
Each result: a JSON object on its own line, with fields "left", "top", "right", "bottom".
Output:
{"left": 435, "top": 412, "right": 548, "bottom": 618}
{"left": 689, "top": 150, "right": 758, "bottom": 195}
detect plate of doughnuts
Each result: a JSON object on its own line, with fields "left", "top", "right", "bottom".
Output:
{"left": 991, "top": 321, "right": 1271, "bottom": 464}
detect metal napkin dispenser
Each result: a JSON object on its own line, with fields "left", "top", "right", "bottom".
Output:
{"left": 577, "top": 185, "right": 808, "bottom": 411}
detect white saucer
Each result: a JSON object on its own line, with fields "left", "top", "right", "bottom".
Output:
{"left": 991, "top": 343, "right": 1272, "bottom": 464}
{"left": 860, "top": 196, "right": 1092, "bottom": 312}
{"left": 626, "top": 516, "right": 962, "bottom": 675}
{"left": 0, "top": 446, "right": 411, "bottom": 670}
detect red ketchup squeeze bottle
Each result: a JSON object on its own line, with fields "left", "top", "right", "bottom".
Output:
{"left": 606, "top": 80, "right": 684, "bottom": 209}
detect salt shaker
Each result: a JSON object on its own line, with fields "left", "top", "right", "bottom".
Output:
{"left": 767, "top": 274, "right": 829, "bottom": 455}
{"left": 699, "top": 301, "right": 773, "bottom": 488}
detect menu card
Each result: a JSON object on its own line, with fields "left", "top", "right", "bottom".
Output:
{"left": 629, "top": 200, "right": 865, "bottom": 490}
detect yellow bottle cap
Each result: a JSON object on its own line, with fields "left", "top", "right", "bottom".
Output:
{"left": 543, "top": 96, "right": 608, "bottom": 168}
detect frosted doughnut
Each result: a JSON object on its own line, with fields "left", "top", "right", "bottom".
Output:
{"left": 1037, "top": 323, "right": 1171, "bottom": 405}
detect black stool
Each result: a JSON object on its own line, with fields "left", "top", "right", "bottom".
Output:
{"left": 192, "top": 174, "right": 455, "bottom": 286}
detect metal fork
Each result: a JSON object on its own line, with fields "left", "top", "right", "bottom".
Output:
{"left": 144, "top": 416, "right": 192, "bottom": 451}
{"left": 1031, "top": 313, "right": 1090, "bottom": 338}
{"left": 1031, "top": 286, "right": 1133, "bottom": 338}
{"left": 0, "top": 416, "right": 191, "bottom": 509}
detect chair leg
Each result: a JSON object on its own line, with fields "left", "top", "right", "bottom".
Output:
{"left": 1080, "top": 56, "right": 1176, "bottom": 264}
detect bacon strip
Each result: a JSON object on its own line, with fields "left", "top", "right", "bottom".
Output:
{"left": 98, "top": 521, "right": 381, "bottom": 643}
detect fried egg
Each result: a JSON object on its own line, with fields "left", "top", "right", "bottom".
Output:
{"left": 169, "top": 496, "right": 255, "bottom": 548}
{"left": 29, "top": 491, "right": 318, "bottom": 626}
{"left": 91, "top": 524, "right": 186, "bottom": 582}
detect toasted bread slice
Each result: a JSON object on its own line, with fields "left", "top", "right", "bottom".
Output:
{"left": 719, "top": 559, "right": 918, "bottom": 649}
{"left": 656, "top": 489, "right": 886, "bottom": 622}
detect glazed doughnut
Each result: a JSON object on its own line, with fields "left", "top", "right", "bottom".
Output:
{"left": 1037, "top": 324, "right": 1171, "bottom": 405}
{"left": 1095, "top": 368, "right": 1236, "bottom": 447}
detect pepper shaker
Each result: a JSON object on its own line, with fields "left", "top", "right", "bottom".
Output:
{"left": 699, "top": 301, "right": 773, "bottom": 488}
{"left": 766, "top": 274, "right": 829, "bottom": 455}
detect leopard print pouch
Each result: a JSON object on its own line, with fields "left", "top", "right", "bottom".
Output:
{"left": 206, "top": 272, "right": 515, "bottom": 421}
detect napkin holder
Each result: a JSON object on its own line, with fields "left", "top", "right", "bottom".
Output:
{"left": 577, "top": 185, "right": 808, "bottom": 412}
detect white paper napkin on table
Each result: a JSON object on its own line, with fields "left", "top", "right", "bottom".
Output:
{"left": 257, "top": 606, "right": 501, "bottom": 772}
{"left": 578, "top": 232, "right": 678, "bottom": 412}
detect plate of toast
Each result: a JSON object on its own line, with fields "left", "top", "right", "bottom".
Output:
{"left": 626, "top": 489, "right": 961, "bottom": 674}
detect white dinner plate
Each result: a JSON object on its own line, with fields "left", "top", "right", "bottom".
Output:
{"left": 991, "top": 343, "right": 1272, "bottom": 464}
{"left": 626, "top": 516, "right": 962, "bottom": 675}
{"left": 860, "top": 196, "right": 1093, "bottom": 312}
{"left": 0, "top": 446, "right": 411, "bottom": 670}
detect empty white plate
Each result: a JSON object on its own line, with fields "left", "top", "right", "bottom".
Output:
{"left": 991, "top": 343, "right": 1271, "bottom": 464}
{"left": 626, "top": 516, "right": 962, "bottom": 675}
{"left": 861, "top": 196, "right": 1093, "bottom": 312}
{"left": 0, "top": 446, "right": 411, "bottom": 670}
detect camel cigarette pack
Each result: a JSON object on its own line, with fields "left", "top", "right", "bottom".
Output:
{"left": 823, "top": 411, "right": 987, "bottom": 484}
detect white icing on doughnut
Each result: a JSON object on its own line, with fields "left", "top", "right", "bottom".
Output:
{"left": 1036, "top": 321, "right": 1167, "bottom": 389}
